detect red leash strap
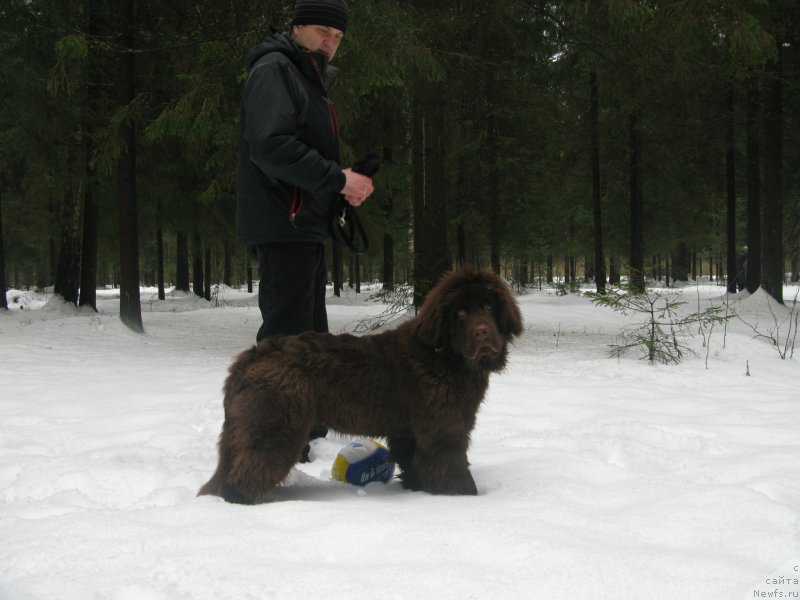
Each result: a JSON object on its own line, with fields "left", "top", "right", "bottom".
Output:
{"left": 289, "top": 188, "right": 304, "bottom": 224}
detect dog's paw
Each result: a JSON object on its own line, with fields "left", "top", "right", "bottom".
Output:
{"left": 397, "top": 469, "right": 424, "bottom": 492}
{"left": 429, "top": 470, "right": 478, "bottom": 495}
{"left": 299, "top": 443, "right": 312, "bottom": 463}
{"left": 221, "top": 484, "right": 253, "bottom": 504}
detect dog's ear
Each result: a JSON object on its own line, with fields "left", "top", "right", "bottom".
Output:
{"left": 486, "top": 273, "right": 523, "bottom": 338}
{"left": 497, "top": 290, "right": 524, "bottom": 338}
{"left": 414, "top": 286, "right": 450, "bottom": 349}
{"left": 499, "top": 283, "right": 523, "bottom": 336}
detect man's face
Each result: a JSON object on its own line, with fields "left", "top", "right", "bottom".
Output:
{"left": 292, "top": 24, "right": 344, "bottom": 60}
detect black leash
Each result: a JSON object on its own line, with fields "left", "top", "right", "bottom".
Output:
{"left": 331, "top": 154, "right": 380, "bottom": 255}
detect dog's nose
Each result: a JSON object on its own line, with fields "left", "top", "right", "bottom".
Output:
{"left": 472, "top": 323, "right": 490, "bottom": 340}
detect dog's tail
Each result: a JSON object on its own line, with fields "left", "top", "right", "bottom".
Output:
{"left": 197, "top": 471, "right": 222, "bottom": 496}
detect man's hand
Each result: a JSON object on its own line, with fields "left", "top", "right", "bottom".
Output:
{"left": 341, "top": 168, "right": 374, "bottom": 207}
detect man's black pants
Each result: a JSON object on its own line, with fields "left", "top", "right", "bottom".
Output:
{"left": 255, "top": 242, "right": 329, "bottom": 342}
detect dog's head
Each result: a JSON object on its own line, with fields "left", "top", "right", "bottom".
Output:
{"left": 415, "top": 267, "right": 523, "bottom": 371}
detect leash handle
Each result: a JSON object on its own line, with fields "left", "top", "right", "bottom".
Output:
{"left": 332, "top": 154, "right": 380, "bottom": 255}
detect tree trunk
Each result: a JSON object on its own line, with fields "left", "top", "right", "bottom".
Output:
{"left": 629, "top": 111, "right": 644, "bottom": 293}
{"left": 175, "top": 231, "right": 190, "bottom": 292}
{"left": 223, "top": 239, "right": 232, "bottom": 288}
{"left": 412, "top": 0, "right": 448, "bottom": 307}
{"left": 79, "top": 177, "right": 98, "bottom": 309}
{"left": 192, "top": 232, "right": 203, "bottom": 298}
{"left": 0, "top": 188, "right": 7, "bottom": 309}
{"left": 54, "top": 180, "right": 82, "bottom": 305}
{"left": 609, "top": 256, "right": 619, "bottom": 286}
{"left": 477, "top": 4, "right": 501, "bottom": 276}
{"left": 156, "top": 195, "right": 165, "bottom": 300}
{"left": 347, "top": 255, "right": 354, "bottom": 289}
{"left": 382, "top": 232, "right": 394, "bottom": 291}
{"left": 454, "top": 157, "right": 468, "bottom": 267}
{"left": 761, "top": 47, "right": 783, "bottom": 304}
{"left": 46, "top": 235, "right": 56, "bottom": 290}
{"left": 355, "top": 254, "right": 361, "bottom": 294}
{"left": 590, "top": 71, "right": 606, "bottom": 294}
{"left": 456, "top": 222, "right": 467, "bottom": 267}
{"left": 487, "top": 111, "right": 500, "bottom": 275}
{"left": 726, "top": 89, "right": 738, "bottom": 294}
{"left": 78, "top": 0, "right": 101, "bottom": 311}
{"left": 672, "top": 242, "right": 690, "bottom": 283}
{"left": 204, "top": 245, "right": 211, "bottom": 301}
{"left": 564, "top": 255, "right": 571, "bottom": 286}
{"left": 117, "top": 0, "right": 142, "bottom": 332}
{"left": 745, "top": 79, "right": 761, "bottom": 294}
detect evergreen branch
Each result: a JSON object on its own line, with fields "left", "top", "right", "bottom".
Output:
{"left": 353, "top": 284, "right": 414, "bottom": 333}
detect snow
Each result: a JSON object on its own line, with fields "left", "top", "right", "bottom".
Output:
{"left": 1, "top": 280, "right": 799, "bottom": 600}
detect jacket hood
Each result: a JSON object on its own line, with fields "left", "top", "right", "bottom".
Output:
{"left": 245, "top": 30, "right": 296, "bottom": 69}
{"left": 245, "top": 30, "right": 340, "bottom": 91}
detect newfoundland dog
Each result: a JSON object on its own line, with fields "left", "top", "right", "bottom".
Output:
{"left": 198, "top": 267, "right": 523, "bottom": 504}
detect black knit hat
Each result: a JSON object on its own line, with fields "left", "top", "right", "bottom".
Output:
{"left": 291, "top": 0, "right": 349, "bottom": 34}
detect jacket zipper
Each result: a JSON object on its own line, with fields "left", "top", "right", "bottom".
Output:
{"left": 325, "top": 97, "right": 340, "bottom": 138}
{"left": 305, "top": 49, "right": 341, "bottom": 141}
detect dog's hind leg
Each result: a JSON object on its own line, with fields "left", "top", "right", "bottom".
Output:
{"left": 221, "top": 429, "right": 310, "bottom": 503}
{"left": 222, "top": 443, "right": 305, "bottom": 503}
{"left": 221, "top": 392, "right": 316, "bottom": 503}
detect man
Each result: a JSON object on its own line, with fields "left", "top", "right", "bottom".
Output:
{"left": 236, "top": 0, "right": 373, "bottom": 458}
{"left": 237, "top": 0, "right": 373, "bottom": 342}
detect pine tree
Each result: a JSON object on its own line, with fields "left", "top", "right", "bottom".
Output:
{"left": 46, "top": 3, "right": 88, "bottom": 306}
{"left": 78, "top": 0, "right": 104, "bottom": 311}
{"left": 745, "top": 78, "right": 761, "bottom": 294}
{"left": 117, "top": 0, "right": 143, "bottom": 332}
{"left": 761, "top": 44, "right": 784, "bottom": 304}
{"left": 411, "top": 0, "right": 449, "bottom": 305}
{"left": 590, "top": 70, "right": 606, "bottom": 294}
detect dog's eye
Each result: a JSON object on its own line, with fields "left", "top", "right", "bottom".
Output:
{"left": 457, "top": 309, "right": 468, "bottom": 320}
{"left": 483, "top": 303, "right": 493, "bottom": 312}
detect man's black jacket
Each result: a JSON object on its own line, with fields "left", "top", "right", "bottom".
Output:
{"left": 236, "top": 31, "right": 345, "bottom": 250}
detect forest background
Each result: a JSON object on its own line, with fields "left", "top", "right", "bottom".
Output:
{"left": 0, "top": 0, "right": 798, "bottom": 331}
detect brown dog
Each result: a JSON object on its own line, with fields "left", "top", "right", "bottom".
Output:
{"left": 198, "top": 267, "right": 523, "bottom": 503}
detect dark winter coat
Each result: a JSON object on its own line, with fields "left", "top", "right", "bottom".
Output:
{"left": 236, "top": 31, "right": 345, "bottom": 250}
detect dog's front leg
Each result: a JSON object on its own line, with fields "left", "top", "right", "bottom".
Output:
{"left": 388, "top": 435, "right": 424, "bottom": 491}
{"left": 413, "top": 438, "right": 477, "bottom": 496}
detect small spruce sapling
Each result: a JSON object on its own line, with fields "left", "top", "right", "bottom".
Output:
{"left": 587, "top": 288, "right": 730, "bottom": 365}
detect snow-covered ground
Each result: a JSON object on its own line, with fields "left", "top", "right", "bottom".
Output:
{"left": 1, "top": 279, "right": 798, "bottom": 600}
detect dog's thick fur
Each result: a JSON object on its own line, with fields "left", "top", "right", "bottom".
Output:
{"left": 198, "top": 267, "right": 523, "bottom": 503}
